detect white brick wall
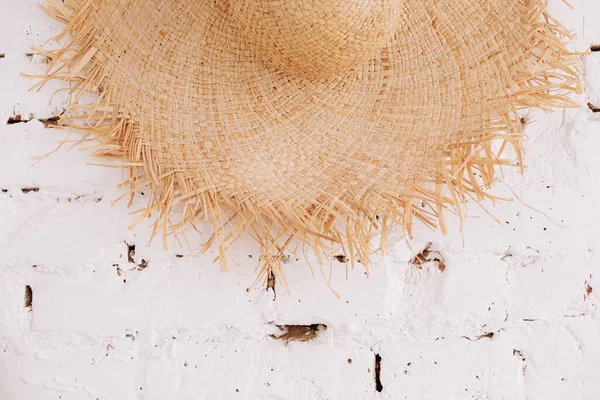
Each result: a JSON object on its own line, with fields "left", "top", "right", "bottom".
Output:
{"left": 1, "top": 0, "right": 600, "bottom": 399}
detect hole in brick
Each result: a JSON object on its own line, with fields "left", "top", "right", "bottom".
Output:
{"left": 7, "top": 115, "right": 27, "bottom": 124}
{"left": 137, "top": 259, "right": 149, "bottom": 271}
{"left": 21, "top": 187, "right": 39, "bottom": 194}
{"left": 334, "top": 254, "right": 347, "bottom": 263}
{"left": 269, "top": 324, "right": 327, "bottom": 343}
{"left": 24, "top": 285, "right": 33, "bottom": 309}
{"left": 588, "top": 103, "right": 600, "bottom": 113}
{"left": 375, "top": 354, "right": 383, "bottom": 392}
{"left": 591, "top": 44, "right": 600, "bottom": 52}
{"left": 125, "top": 241, "right": 135, "bottom": 263}
{"left": 476, "top": 332, "right": 495, "bottom": 340}
{"left": 39, "top": 115, "right": 61, "bottom": 128}
{"left": 410, "top": 242, "right": 446, "bottom": 272}
{"left": 266, "top": 270, "right": 276, "bottom": 299}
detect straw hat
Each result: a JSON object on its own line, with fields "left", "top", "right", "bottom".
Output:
{"left": 36, "top": 0, "right": 580, "bottom": 289}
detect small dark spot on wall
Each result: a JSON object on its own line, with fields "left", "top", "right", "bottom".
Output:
{"left": 267, "top": 270, "right": 276, "bottom": 299}
{"left": 585, "top": 282, "right": 593, "bottom": 301}
{"left": 137, "top": 259, "right": 149, "bottom": 271}
{"left": 125, "top": 241, "right": 135, "bottom": 263}
{"left": 410, "top": 242, "right": 446, "bottom": 272}
{"left": 175, "top": 254, "right": 184, "bottom": 258}
{"left": 334, "top": 254, "right": 347, "bottom": 263}
{"left": 269, "top": 324, "right": 326, "bottom": 343}
{"left": 513, "top": 349, "right": 526, "bottom": 375}
{"left": 7, "top": 115, "right": 28, "bottom": 124}
{"left": 477, "top": 332, "right": 495, "bottom": 340}
{"left": 588, "top": 102, "right": 600, "bottom": 113}
{"left": 39, "top": 115, "right": 61, "bottom": 128}
{"left": 590, "top": 44, "right": 600, "bottom": 52}
{"left": 375, "top": 354, "right": 383, "bottom": 392}
{"left": 21, "top": 187, "right": 39, "bottom": 193}
{"left": 24, "top": 285, "right": 33, "bottom": 309}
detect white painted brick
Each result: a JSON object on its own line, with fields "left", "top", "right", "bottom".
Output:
{"left": 31, "top": 268, "right": 153, "bottom": 336}
{"left": 379, "top": 336, "right": 523, "bottom": 399}
{"left": 0, "top": 198, "right": 129, "bottom": 267}
{"left": 0, "top": 268, "right": 31, "bottom": 339}
{"left": 143, "top": 340, "right": 375, "bottom": 399}
{"left": 0, "top": 347, "right": 138, "bottom": 400}
{"left": 584, "top": 54, "right": 600, "bottom": 106}
{"left": 147, "top": 261, "right": 266, "bottom": 332}
{"left": 379, "top": 318, "right": 600, "bottom": 399}
{"left": 0, "top": 123, "right": 124, "bottom": 190}
{"left": 267, "top": 255, "right": 393, "bottom": 325}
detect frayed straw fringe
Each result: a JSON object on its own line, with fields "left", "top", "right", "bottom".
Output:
{"left": 27, "top": 0, "right": 582, "bottom": 294}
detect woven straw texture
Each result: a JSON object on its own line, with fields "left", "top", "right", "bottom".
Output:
{"left": 34, "top": 0, "right": 581, "bottom": 292}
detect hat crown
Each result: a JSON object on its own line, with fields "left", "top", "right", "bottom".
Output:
{"left": 231, "top": 0, "right": 402, "bottom": 79}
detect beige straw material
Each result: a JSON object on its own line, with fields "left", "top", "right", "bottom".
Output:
{"left": 33, "top": 0, "right": 581, "bottom": 292}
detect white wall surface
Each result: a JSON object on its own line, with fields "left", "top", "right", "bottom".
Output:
{"left": 1, "top": 1, "right": 600, "bottom": 399}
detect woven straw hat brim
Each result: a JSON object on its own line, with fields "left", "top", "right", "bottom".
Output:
{"left": 35, "top": 0, "right": 581, "bottom": 291}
